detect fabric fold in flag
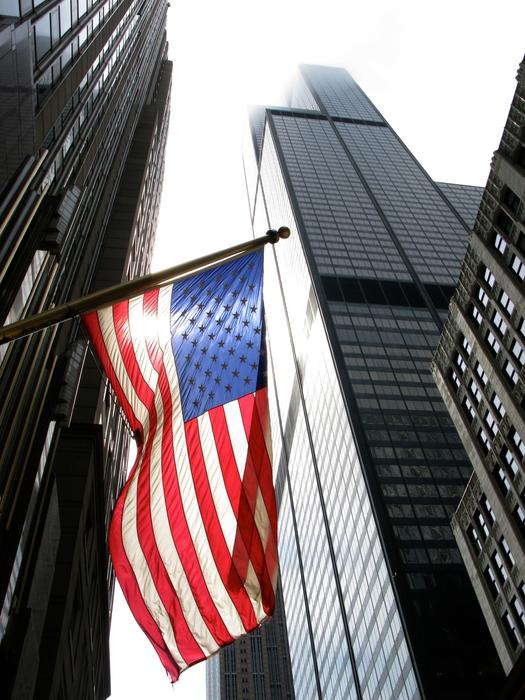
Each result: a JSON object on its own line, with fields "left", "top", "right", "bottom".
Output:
{"left": 82, "top": 249, "right": 278, "bottom": 681}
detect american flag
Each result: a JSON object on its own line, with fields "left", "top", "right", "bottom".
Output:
{"left": 83, "top": 249, "right": 278, "bottom": 681}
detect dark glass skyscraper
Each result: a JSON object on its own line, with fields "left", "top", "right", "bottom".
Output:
{"left": 433, "top": 55, "right": 525, "bottom": 683}
{"left": 0, "top": 1, "right": 171, "bottom": 697}
{"left": 207, "top": 65, "right": 505, "bottom": 699}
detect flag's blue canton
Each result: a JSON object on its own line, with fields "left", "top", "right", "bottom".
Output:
{"left": 170, "top": 250, "right": 265, "bottom": 422}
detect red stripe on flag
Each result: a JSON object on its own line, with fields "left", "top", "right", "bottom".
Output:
{"left": 184, "top": 418, "right": 258, "bottom": 631}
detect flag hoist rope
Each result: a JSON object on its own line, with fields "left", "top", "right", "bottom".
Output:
{"left": 0, "top": 227, "right": 291, "bottom": 345}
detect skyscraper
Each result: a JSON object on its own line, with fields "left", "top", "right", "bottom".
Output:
{"left": 206, "top": 585, "right": 295, "bottom": 700}
{"left": 433, "top": 55, "right": 525, "bottom": 681}
{"left": 0, "top": 1, "right": 171, "bottom": 697}
{"left": 208, "top": 65, "right": 505, "bottom": 699}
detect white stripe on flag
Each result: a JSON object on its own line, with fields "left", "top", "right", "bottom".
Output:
{"left": 254, "top": 487, "right": 271, "bottom": 551}
{"left": 246, "top": 560, "right": 266, "bottom": 622}
{"left": 223, "top": 401, "right": 249, "bottom": 480}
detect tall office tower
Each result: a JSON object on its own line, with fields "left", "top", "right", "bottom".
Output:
{"left": 433, "top": 55, "right": 525, "bottom": 682}
{"left": 0, "top": 1, "right": 171, "bottom": 698}
{"left": 211, "top": 64, "right": 506, "bottom": 700}
{"left": 206, "top": 586, "right": 295, "bottom": 700}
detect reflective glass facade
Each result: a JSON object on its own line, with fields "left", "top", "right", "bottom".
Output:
{"left": 433, "top": 55, "right": 525, "bottom": 680}
{"left": 0, "top": 2, "right": 171, "bottom": 697}
{"left": 259, "top": 127, "right": 417, "bottom": 699}
{"left": 219, "top": 65, "right": 504, "bottom": 699}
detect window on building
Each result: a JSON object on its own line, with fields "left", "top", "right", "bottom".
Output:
{"left": 483, "top": 565, "right": 499, "bottom": 599}
{"left": 50, "top": 8, "right": 60, "bottom": 48}
{"left": 478, "top": 286, "right": 489, "bottom": 308}
{"left": 513, "top": 504, "right": 525, "bottom": 536}
{"left": 505, "top": 360, "right": 520, "bottom": 386}
{"left": 478, "top": 428, "right": 491, "bottom": 453}
{"left": 485, "top": 409, "right": 498, "bottom": 436}
{"left": 34, "top": 14, "right": 52, "bottom": 62}
{"left": 492, "top": 551, "right": 508, "bottom": 584}
{"left": 499, "top": 289, "right": 515, "bottom": 317}
{"left": 471, "top": 305, "right": 483, "bottom": 327}
{"left": 450, "top": 369, "right": 461, "bottom": 392}
{"left": 495, "top": 209, "right": 514, "bottom": 236}
{"left": 456, "top": 351, "right": 467, "bottom": 374}
{"left": 512, "top": 340, "right": 525, "bottom": 367}
{"left": 486, "top": 330, "right": 501, "bottom": 356}
{"left": 482, "top": 495, "right": 496, "bottom": 524}
{"left": 511, "top": 254, "right": 525, "bottom": 281}
{"left": 462, "top": 336, "right": 473, "bottom": 356}
{"left": 502, "top": 187, "right": 522, "bottom": 218}
{"left": 474, "top": 509, "right": 490, "bottom": 539}
{"left": 476, "top": 361, "right": 488, "bottom": 386}
{"left": 500, "top": 536, "right": 515, "bottom": 570}
{"left": 483, "top": 266, "right": 496, "bottom": 288}
{"left": 511, "top": 430, "right": 525, "bottom": 461}
{"left": 491, "top": 392, "right": 506, "bottom": 417}
{"left": 462, "top": 396, "right": 476, "bottom": 423}
{"left": 494, "top": 232, "right": 507, "bottom": 255}
{"left": 469, "top": 378, "right": 482, "bottom": 404}
{"left": 493, "top": 310, "right": 508, "bottom": 337}
{"left": 502, "top": 446, "right": 519, "bottom": 477}
{"left": 467, "top": 525, "right": 482, "bottom": 554}
{"left": 494, "top": 465, "right": 510, "bottom": 495}
{"left": 60, "top": 0, "right": 72, "bottom": 35}
{"left": 512, "top": 597, "right": 525, "bottom": 635}
{"left": 502, "top": 611, "right": 521, "bottom": 650}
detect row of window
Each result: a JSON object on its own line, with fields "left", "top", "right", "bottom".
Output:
{"left": 40, "top": 6, "right": 145, "bottom": 189}
{"left": 36, "top": 0, "right": 139, "bottom": 110}
{"left": 451, "top": 333, "right": 525, "bottom": 505}
{"left": 468, "top": 497, "right": 525, "bottom": 651}
{"left": 492, "top": 196, "right": 525, "bottom": 284}
{"left": 323, "top": 274, "right": 456, "bottom": 310}
{"left": 480, "top": 552, "right": 525, "bottom": 652}
{"left": 468, "top": 267, "right": 524, "bottom": 394}
{"left": 4, "top": 0, "right": 111, "bottom": 19}
{"left": 33, "top": 0, "right": 120, "bottom": 66}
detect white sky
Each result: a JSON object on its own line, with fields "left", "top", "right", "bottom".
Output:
{"left": 109, "top": 1, "right": 525, "bottom": 697}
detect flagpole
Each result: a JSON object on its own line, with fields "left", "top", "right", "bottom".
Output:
{"left": 0, "top": 227, "right": 290, "bottom": 345}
